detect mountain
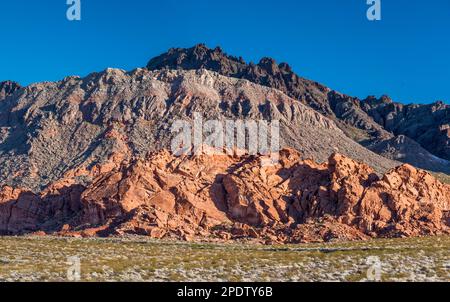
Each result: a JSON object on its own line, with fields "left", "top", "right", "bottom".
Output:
{"left": 147, "top": 44, "right": 391, "bottom": 141}
{"left": 0, "top": 81, "right": 21, "bottom": 101}
{"left": 0, "top": 68, "right": 398, "bottom": 191}
{"left": 147, "top": 44, "right": 450, "bottom": 173}
{"left": 368, "top": 135, "right": 450, "bottom": 173}
{"left": 1, "top": 148, "right": 449, "bottom": 242}
{"left": 362, "top": 96, "right": 450, "bottom": 161}
{"left": 0, "top": 46, "right": 449, "bottom": 243}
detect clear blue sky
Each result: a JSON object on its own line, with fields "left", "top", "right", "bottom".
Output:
{"left": 1, "top": 0, "right": 449, "bottom": 104}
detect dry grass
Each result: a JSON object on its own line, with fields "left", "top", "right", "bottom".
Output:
{"left": 0, "top": 236, "right": 448, "bottom": 282}
{"left": 433, "top": 172, "right": 450, "bottom": 184}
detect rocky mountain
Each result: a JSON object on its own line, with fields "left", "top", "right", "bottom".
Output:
{"left": 1, "top": 148, "right": 448, "bottom": 242}
{"left": 147, "top": 44, "right": 450, "bottom": 173}
{"left": 368, "top": 135, "right": 450, "bottom": 173}
{"left": 362, "top": 96, "right": 450, "bottom": 161}
{"left": 0, "top": 68, "right": 398, "bottom": 191}
{"left": 147, "top": 44, "right": 391, "bottom": 141}
{"left": 0, "top": 81, "right": 21, "bottom": 101}
{"left": 0, "top": 45, "right": 449, "bottom": 243}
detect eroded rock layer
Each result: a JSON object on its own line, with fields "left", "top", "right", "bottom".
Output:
{"left": 0, "top": 69, "right": 398, "bottom": 191}
{"left": 1, "top": 148, "right": 448, "bottom": 243}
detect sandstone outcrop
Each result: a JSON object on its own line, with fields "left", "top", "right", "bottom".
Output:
{"left": 1, "top": 148, "right": 448, "bottom": 243}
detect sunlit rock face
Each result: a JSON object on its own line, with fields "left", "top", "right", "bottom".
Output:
{"left": 1, "top": 148, "right": 448, "bottom": 243}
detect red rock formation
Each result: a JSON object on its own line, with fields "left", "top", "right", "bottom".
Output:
{"left": 0, "top": 184, "right": 84, "bottom": 235}
{"left": 0, "top": 148, "right": 449, "bottom": 243}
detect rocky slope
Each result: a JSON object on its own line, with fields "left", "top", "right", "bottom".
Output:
{"left": 147, "top": 44, "right": 450, "bottom": 172}
{"left": 0, "top": 46, "right": 449, "bottom": 243}
{"left": 367, "top": 135, "right": 450, "bottom": 173}
{"left": 147, "top": 44, "right": 391, "bottom": 140}
{"left": 0, "top": 68, "right": 397, "bottom": 191}
{"left": 0, "top": 148, "right": 448, "bottom": 243}
{"left": 362, "top": 96, "right": 450, "bottom": 161}
{"left": 0, "top": 81, "right": 21, "bottom": 101}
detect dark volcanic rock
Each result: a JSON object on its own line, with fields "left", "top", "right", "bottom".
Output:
{"left": 0, "top": 81, "right": 21, "bottom": 101}
{"left": 367, "top": 135, "right": 450, "bottom": 174}
{"left": 362, "top": 97, "right": 450, "bottom": 161}
{"left": 148, "top": 45, "right": 334, "bottom": 114}
{"left": 147, "top": 44, "right": 392, "bottom": 140}
{"left": 147, "top": 44, "right": 450, "bottom": 172}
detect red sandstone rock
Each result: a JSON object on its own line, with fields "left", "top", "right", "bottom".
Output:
{"left": 0, "top": 148, "right": 449, "bottom": 243}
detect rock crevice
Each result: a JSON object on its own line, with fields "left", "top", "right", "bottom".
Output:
{"left": 1, "top": 149, "right": 448, "bottom": 243}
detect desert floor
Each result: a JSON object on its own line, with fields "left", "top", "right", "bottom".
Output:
{"left": 0, "top": 236, "right": 448, "bottom": 282}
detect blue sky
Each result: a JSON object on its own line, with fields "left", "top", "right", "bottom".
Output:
{"left": 0, "top": 0, "right": 449, "bottom": 103}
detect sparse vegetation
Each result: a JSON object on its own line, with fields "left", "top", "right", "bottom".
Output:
{"left": 0, "top": 236, "right": 448, "bottom": 282}
{"left": 433, "top": 172, "right": 450, "bottom": 184}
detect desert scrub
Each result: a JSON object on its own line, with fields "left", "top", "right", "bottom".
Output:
{"left": 0, "top": 236, "right": 448, "bottom": 282}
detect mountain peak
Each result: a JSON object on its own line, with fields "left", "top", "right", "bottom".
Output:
{"left": 0, "top": 81, "right": 21, "bottom": 101}
{"left": 147, "top": 44, "right": 247, "bottom": 72}
{"left": 363, "top": 95, "right": 393, "bottom": 106}
{"left": 145, "top": 45, "right": 450, "bottom": 165}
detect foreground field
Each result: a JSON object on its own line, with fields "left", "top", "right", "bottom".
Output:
{"left": 0, "top": 236, "right": 449, "bottom": 282}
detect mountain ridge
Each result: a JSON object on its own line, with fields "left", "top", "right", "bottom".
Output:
{"left": 1, "top": 45, "right": 449, "bottom": 176}
{"left": 147, "top": 44, "right": 450, "bottom": 169}
{"left": 1, "top": 47, "right": 449, "bottom": 243}
{"left": 0, "top": 67, "right": 402, "bottom": 191}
